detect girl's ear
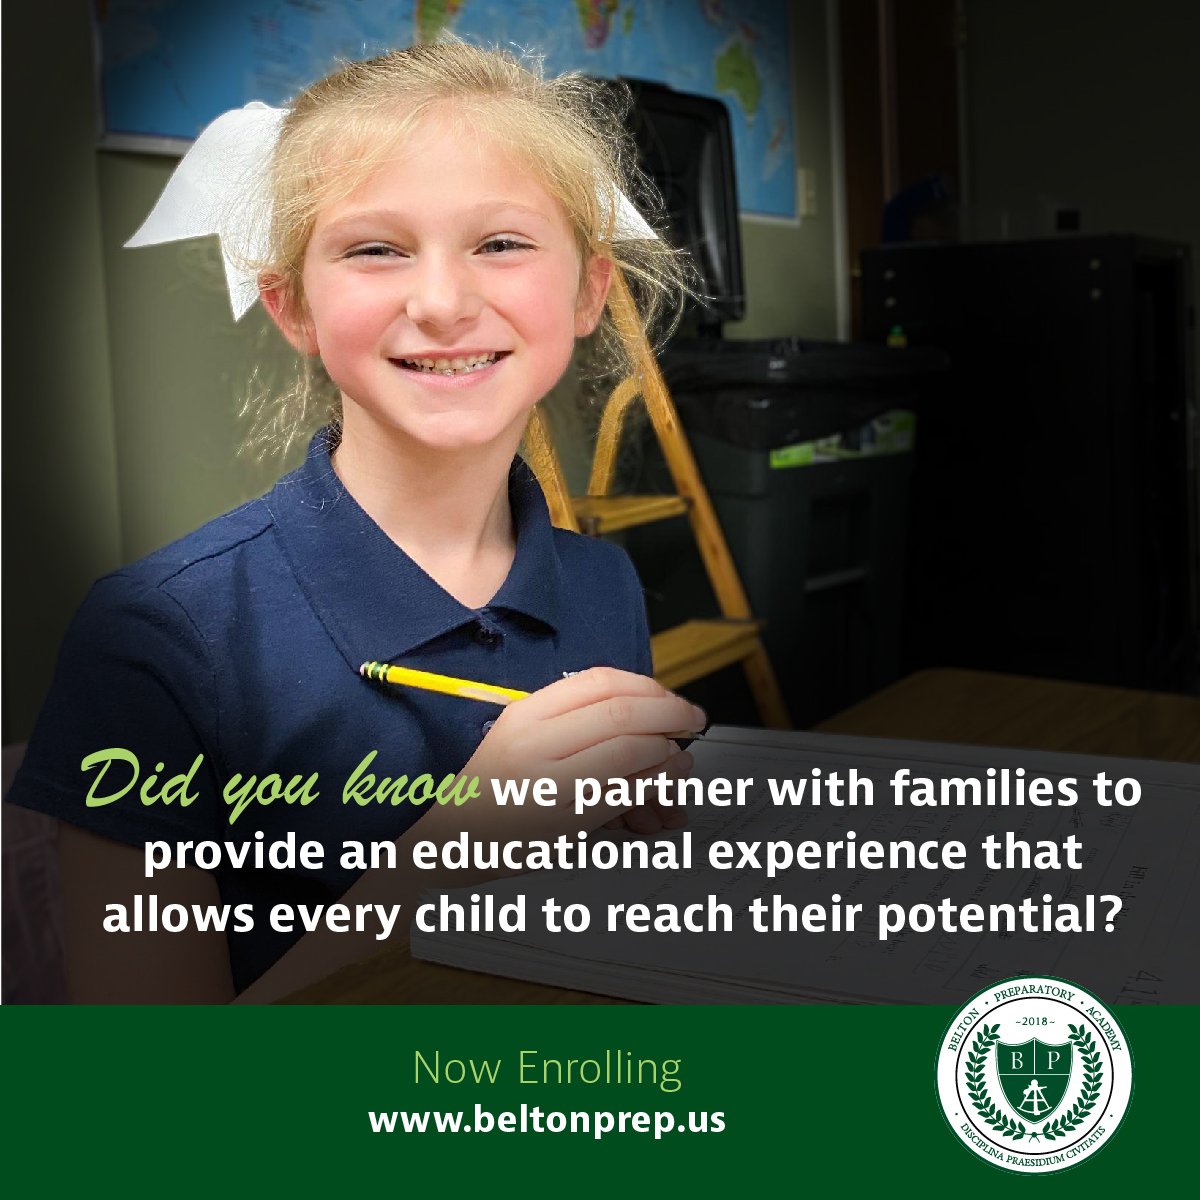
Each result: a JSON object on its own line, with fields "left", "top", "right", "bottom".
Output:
{"left": 575, "top": 255, "right": 614, "bottom": 337}
{"left": 259, "top": 275, "right": 320, "bottom": 355}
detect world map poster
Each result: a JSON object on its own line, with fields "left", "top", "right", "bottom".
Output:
{"left": 96, "top": 0, "right": 797, "bottom": 218}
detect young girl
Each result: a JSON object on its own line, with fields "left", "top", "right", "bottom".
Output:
{"left": 7, "top": 41, "right": 705, "bottom": 1004}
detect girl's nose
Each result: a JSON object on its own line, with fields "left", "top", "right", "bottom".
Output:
{"left": 404, "top": 252, "right": 482, "bottom": 328}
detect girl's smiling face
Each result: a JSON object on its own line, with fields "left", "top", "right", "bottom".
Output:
{"left": 266, "top": 111, "right": 611, "bottom": 455}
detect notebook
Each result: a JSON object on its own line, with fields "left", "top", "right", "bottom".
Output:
{"left": 410, "top": 728, "right": 1200, "bottom": 1004}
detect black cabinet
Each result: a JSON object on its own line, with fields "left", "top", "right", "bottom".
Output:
{"left": 863, "top": 236, "right": 1196, "bottom": 689}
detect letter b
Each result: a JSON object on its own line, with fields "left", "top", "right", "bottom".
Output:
{"left": 1009, "top": 1052, "right": 1023, "bottom": 1069}
{"left": 474, "top": 1104, "right": 494, "bottom": 1133}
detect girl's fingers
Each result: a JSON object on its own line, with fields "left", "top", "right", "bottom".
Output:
{"left": 654, "top": 750, "right": 694, "bottom": 829}
{"left": 601, "top": 749, "right": 694, "bottom": 833}
{"left": 533, "top": 694, "right": 706, "bottom": 761}
{"left": 562, "top": 733, "right": 678, "bottom": 789}
{"left": 624, "top": 809, "right": 663, "bottom": 835}
{"left": 506, "top": 666, "right": 669, "bottom": 722}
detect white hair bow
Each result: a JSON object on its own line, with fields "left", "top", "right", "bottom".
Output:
{"left": 126, "top": 101, "right": 657, "bottom": 322}
{"left": 125, "top": 103, "right": 285, "bottom": 321}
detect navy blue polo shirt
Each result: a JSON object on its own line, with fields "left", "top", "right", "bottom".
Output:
{"left": 8, "top": 428, "right": 652, "bottom": 992}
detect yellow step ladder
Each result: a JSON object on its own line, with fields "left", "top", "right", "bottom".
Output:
{"left": 525, "top": 272, "right": 791, "bottom": 730}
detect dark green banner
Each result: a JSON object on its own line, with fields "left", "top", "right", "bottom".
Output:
{"left": 5, "top": 1005, "right": 1186, "bottom": 1195}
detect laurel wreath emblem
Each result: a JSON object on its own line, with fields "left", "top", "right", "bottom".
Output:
{"left": 1040, "top": 1026, "right": 1104, "bottom": 1141}
{"left": 965, "top": 1025, "right": 1028, "bottom": 1140}
{"left": 964, "top": 1023, "right": 1104, "bottom": 1143}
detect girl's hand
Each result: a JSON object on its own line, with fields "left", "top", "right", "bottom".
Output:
{"left": 245, "top": 670, "right": 702, "bottom": 1004}
{"left": 601, "top": 740, "right": 694, "bottom": 835}
{"left": 453, "top": 667, "right": 705, "bottom": 841}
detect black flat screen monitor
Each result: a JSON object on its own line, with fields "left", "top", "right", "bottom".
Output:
{"left": 602, "top": 77, "right": 745, "bottom": 329}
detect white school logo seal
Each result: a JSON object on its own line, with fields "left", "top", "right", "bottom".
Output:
{"left": 936, "top": 975, "right": 1133, "bottom": 1173}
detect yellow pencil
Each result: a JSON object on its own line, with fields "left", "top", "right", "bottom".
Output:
{"left": 359, "top": 660, "right": 706, "bottom": 744}
{"left": 359, "top": 661, "right": 529, "bottom": 705}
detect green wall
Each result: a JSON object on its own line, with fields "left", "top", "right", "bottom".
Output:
{"left": 3, "top": 1, "right": 121, "bottom": 742}
{"left": 97, "top": 153, "right": 301, "bottom": 564}
{"left": 2, "top": 0, "right": 838, "bottom": 743}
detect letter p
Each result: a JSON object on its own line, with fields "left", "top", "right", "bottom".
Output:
{"left": 145, "top": 840, "right": 172, "bottom": 879}
{"left": 879, "top": 903, "right": 905, "bottom": 940}
{"left": 574, "top": 778, "right": 600, "bottom": 815}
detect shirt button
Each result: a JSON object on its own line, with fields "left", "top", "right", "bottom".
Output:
{"left": 473, "top": 623, "right": 501, "bottom": 646}
{"left": 481, "top": 719, "right": 497, "bottom": 737}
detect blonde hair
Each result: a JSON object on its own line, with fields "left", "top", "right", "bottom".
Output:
{"left": 245, "top": 39, "right": 698, "bottom": 456}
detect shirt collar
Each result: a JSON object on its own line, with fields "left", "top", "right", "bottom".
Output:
{"left": 265, "top": 428, "right": 571, "bottom": 669}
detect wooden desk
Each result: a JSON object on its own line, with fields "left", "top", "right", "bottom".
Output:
{"left": 279, "top": 668, "right": 1200, "bottom": 1004}
{"left": 813, "top": 668, "right": 1200, "bottom": 763}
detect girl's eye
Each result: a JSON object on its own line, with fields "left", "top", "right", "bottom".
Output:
{"left": 347, "top": 244, "right": 401, "bottom": 258}
{"left": 479, "top": 238, "right": 533, "bottom": 254}
{"left": 343, "top": 239, "right": 531, "bottom": 258}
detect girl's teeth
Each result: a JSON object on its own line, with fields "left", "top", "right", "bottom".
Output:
{"left": 404, "top": 353, "right": 499, "bottom": 375}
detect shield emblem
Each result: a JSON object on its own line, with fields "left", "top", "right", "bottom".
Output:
{"left": 996, "top": 1039, "right": 1073, "bottom": 1120}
